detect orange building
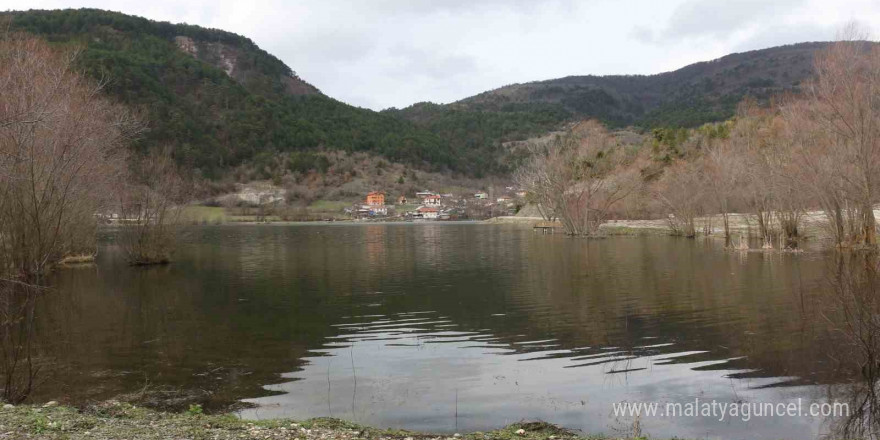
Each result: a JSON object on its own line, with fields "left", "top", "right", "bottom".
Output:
{"left": 366, "top": 191, "right": 385, "bottom": 206}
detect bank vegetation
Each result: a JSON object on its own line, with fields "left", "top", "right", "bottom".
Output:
{"left": 0, "top": 33, "right": 188, "bottom": 403}
{"left": 517, "top": 36, "right": 880, "bottom": 249}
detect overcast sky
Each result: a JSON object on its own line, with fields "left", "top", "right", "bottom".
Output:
{"left": 3, "top": 0, "right": 880, "bottom": 110}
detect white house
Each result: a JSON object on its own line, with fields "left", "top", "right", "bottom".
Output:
{"left": 417, "top": 206, "right": 439, "bottom": 219}
{"left": 423, "top": 194, "right": 442, "bottom": 207}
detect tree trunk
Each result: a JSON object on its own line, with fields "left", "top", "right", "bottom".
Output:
{"left": 864, "top": 202, "right": 877, "bottom": 246}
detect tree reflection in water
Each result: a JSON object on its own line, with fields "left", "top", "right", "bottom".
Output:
{"left": 823, "top": 252, "right": 880, "bottom": 440}
{"left": 0, "top": 281, "right": 42, "bottom": 404}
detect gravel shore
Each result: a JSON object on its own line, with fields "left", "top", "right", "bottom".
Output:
{"left": 0, "top": 402, "right": 601, "bottom": 440}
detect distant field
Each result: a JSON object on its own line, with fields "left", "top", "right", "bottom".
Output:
{"left": 181, "top": 206, "right": 228, "bottom": 224}
{"left": 308, "top": 200, "right": 351, "bottom": 212}
{"left": 181, "top": 200, "right": 357, "bottom": 224}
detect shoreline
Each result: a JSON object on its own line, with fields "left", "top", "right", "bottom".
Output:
{"left": 0, "top": 403, "right": 615, "bottom": 440}
{"left": 486, "top": 211, "right": 840, "bottom": 240}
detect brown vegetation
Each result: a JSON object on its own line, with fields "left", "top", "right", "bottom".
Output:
{"left": 0, "top": 34, "right": 141, "bottom": 404}
{"left": 0, "top": 33, "right": 191, "bottom": 403}
{"left": 0, "top": 35, "right": 137, "bottom": 280}
{"left": 515, "top": 121, "right": 641, "bottom": 235}
{"left": 516, "top": 36, "right": 880, "bottom": 248}
{"left": 116, "top": 149, "right": 189, "bottom": 265}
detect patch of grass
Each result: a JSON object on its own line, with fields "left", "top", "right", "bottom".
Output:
{"left": 307, "top": 200, "right": 351, "bottom": 213}
{"left": 600, "top": 225, "right": 669, "bottom": 236}
{"left": 182, "top": 206, "right": 229, "bottom": 225}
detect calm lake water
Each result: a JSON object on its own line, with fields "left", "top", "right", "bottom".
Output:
{"left": 38, "top": 223, "right": 854, "bottom": 438}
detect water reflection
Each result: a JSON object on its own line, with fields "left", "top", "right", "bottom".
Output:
{"left": 31, "top": 224, "right": 864, "bottom": 438}
{"left": 818, "top": 253, "right": 880, "bottom": 440}
{"left": 0, "top": 281, "right": 41, "bottom": 404}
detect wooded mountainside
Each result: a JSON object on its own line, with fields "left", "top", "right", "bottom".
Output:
{"left": 5, "top": 9, "right": 842, "bottom": 178}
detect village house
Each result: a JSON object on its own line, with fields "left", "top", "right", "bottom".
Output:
{"left": 355, "top": 191, "right": 387, "bottom": 217}
{"left": 417, "top": 206, "right": 439, "bottom": 219}
{"left": 415, "top": 190, "right": 434, "bottom": 198}
{"left": 366, "top": 191, "right": 385, "bottom": 206}
{"left": 423, "top": 194, "right": 442, "bottom": 207}
{"left": 474, "top": 192, "right": 488, "bottom": 199}
{"left": 496, "top": 196, "right": 513, "bottom": 205}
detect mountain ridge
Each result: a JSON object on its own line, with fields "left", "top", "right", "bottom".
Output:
{"left": 3, "top": 8, "right": 849, "bottom": 178}
{"left": 392, "top": 41, "right": 828, "bottom": 130}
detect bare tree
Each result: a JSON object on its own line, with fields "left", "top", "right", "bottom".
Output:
{"left": 655, "top": 159, "right": 707, "bottom": 237}
{"left": 117, "top": 149, "right": 189, "bottom": 265}
{"left": 798, "top": 33, "right": 880, "bottom": 247}
{"left": 700, "top": 125, "right": 742, "bottom": 244}
{"left": 0, "top": 34, "right": 138, "bottom": 280}
{"left": 515, "top": 121, "right": 640, "bottom": 235}
{"left": 0, "top": 34, "right": 138, "bottom": 403}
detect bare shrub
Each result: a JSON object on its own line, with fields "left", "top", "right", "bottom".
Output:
{"left": 654, "top": 159, "right": 707, "bottom": 237}
{"left": 515, "top": 121, "right": 640, "bottom": 235}
{"left": 701, "top": 129, "right": 743, "bottom": 243}
{"left": 783, "top": 35, "right": 880, "bottom": 247}
{"left": 117, "top": 150, "right": 189, "bottom": 265}
{"left": 0, "top": 35, "right": 138, "bottom": 279}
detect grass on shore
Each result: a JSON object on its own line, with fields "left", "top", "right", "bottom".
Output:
{"left": 182, "top": 206, "right": 230, "bottom": 224}
{"left": 0, "top": 402, "right": 612, "bottom": 440}
{"left": 307, "top": 200, "right": 352, "bottom": 212}
{"left": 182, "top": 202, "right": 356, "bottom": 225}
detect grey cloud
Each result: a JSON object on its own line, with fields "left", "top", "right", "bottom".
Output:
{"left": 731, "top": 22, "right": 835, "bottom": 52}
{"left": 364, "top": 0, "right": 573, "bottom": 15}
{"left": 13, "top": 0, "right": 879, "bottom": 110}
{"left": 290, "top": 29, "right": 377, "bottom": 64}
{"left": 389, "top": 45, "right": 478, "bottom": 80}
{"left": 647, "top": 0, "right": 810, "bottom": 42}
{"left": 630, "top": 25, "right": 657, "bottom": 44}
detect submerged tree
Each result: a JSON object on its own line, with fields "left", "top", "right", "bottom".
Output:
{"left": 701, "top": 130, "right": 742, "bottom": 244}
{"left": 0, "top": 33, "right": 139, "bottom": 403}
{"left": 790, "top": 34, "right": 880, "bottom": 247}
{"left": 515, "top": 121, "right": 640, "bottom": 236}
{"left": 654, "top": 159, "right": 707, "bottom": 238}
{"left": 0, "top": 34, "right": 138, "bottom": 279}
{"left": 822, "top": 253, "right": 880, "bottom": 439}
{"left": 0, "top": 282, "right": 40, "bottom": 404}
{"left": 117, "top": 149, "right": 189, "bottom": 265}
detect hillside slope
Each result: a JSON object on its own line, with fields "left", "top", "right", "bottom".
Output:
{"left": 6, "top": 9, "right": 851, "bottom": 179}
{"left": 388, "top": 43, "right": 832, "bottom": 147}
{"left": 7, "top": 9, "right": 479, "bottom": 177}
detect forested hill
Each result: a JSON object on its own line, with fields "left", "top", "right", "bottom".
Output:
{"left": 6, "top": 9, "right": 482, "bottom": 178}
{"left": 388, "top": 42, "right": 830, "bottom": 140}
{"left": 5, "top": 9, "right": 846, "bottom": 179}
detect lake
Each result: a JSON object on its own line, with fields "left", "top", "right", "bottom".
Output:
{"left": 36, "top": 223, "right": 855, "bottom": 439}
